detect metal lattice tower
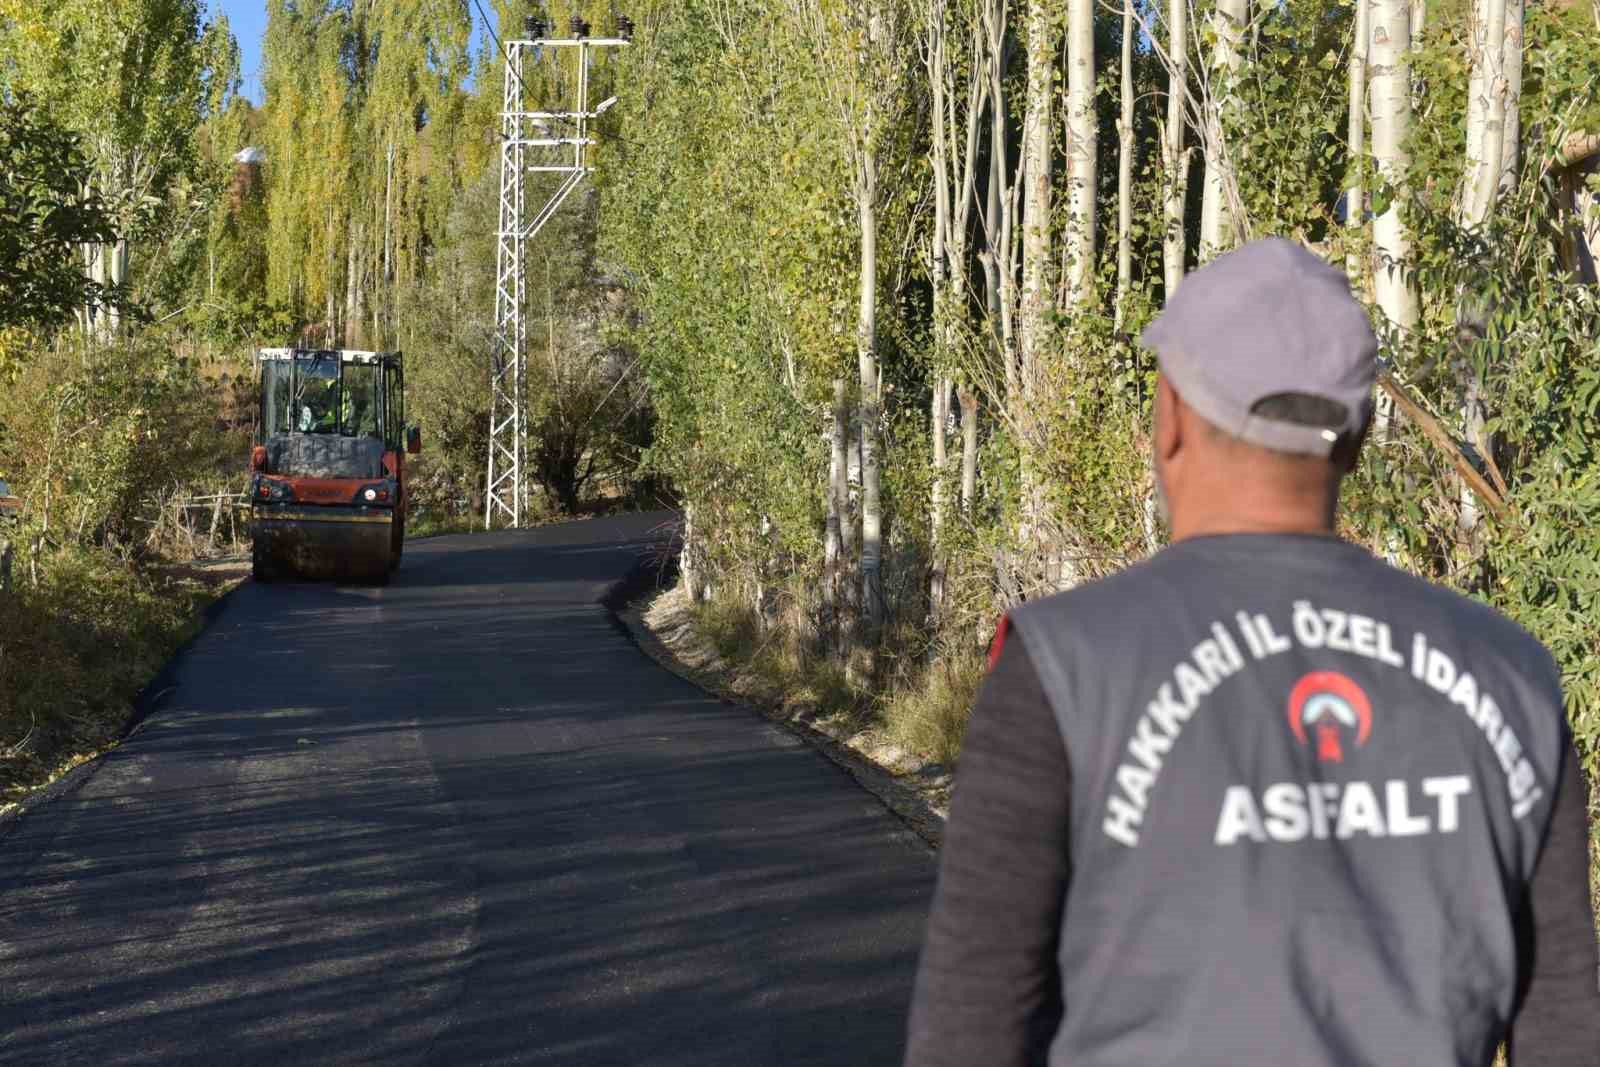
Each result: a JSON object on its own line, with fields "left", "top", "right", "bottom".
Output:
{"left": 486, "top": 28, "right": 629, "bottom": 529}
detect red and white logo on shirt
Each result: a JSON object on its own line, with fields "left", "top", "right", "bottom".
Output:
{"left": 1288, "top": 671, "right": 1372, "bottom": 763}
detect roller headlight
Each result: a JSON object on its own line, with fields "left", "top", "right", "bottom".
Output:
{"left": 355, "top": 480, "right": 395, "bottom": 505}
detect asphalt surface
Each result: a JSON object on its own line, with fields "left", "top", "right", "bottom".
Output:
{"left": 0, "top": 513, "right": 936, "bottom": 1066}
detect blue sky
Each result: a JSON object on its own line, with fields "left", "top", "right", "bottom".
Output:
{"left": 212, "top": 1, "right": 267, "bottom": 103}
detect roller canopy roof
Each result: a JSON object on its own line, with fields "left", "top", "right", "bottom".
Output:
{"left": 257, "top": 349, "right": 402, "bottom": 365}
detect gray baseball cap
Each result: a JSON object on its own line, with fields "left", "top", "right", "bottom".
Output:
{"left": 1141, "top": 237, "right": 1378, "bottom": 457}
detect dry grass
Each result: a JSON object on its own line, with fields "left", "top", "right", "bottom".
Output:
{"left": 0, "top": 547, "right": 234, "bottom": 811}
{"left": 687, "top": 587, "right": 983, "bottom": 774}
{"left": 882, "top": 651, "right": 984, "bottom": 768}
{"left": 694, "top": 593, "right": 867, "bottom": 731}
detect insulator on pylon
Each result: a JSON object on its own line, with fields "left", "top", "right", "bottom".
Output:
{"left": 570, "top": 16, "right": 590, "bottom": 37}
{"left": 616, "top": 15, "right": 634, "bottom": 39}
{"left": 523, "top": 15, "right": 547, "bottom": 39}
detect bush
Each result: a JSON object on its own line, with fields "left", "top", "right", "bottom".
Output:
{"left": 0, "top": 335, "right": 246, "bottom": 557}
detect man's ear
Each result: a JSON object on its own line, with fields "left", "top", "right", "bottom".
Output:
{"left": 1154, "top": 374, "right": 1182, "bottom": 464}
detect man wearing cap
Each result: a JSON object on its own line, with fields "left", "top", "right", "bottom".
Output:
{"left": 903, "top": 238, "right": 1598, "bottom": 1066}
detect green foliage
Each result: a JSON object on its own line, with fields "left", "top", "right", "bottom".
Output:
{"left": 0, "top": 0, "right": 1595, "bottom": 804}
{"left": 392, "top": 169, "right": 498, "bottom": 522}
{"left": 1322, "top": 0, "right": 1600, "bottom": 766}
{"left": 1219, "top": 0, "right": 1350, "bottom": 245}
{"left": 247, "top": 0, "right": 649, "bottom": 516}
{"left": 601, "top": 0, "right": 1600, "bottom": 789}
{"left": 693, "top": 585, "right": 869, "bottom": 729}
{"left": 1035, "top": 307, "right": 1157, "bottom": 572}
{"left": 604, "top": 1, "right": 898, "bottom": 600}
{"left": 0, "top": 96, "right": 122, "bottom": 334}
{"left": 0, "top": 0, "right": 237, "bottom": 311}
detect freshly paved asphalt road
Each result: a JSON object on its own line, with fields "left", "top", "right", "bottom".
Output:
{"left": 0, "top": 513, "right": 936, "bottom": 1066}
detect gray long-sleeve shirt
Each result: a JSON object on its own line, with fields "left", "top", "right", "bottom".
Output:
{"left": 906, "top": 534, "right": 1599, "bottom": 1066}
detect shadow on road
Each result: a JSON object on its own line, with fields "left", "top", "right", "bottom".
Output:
{"left": 0, "top": 512, "right": 933, "bottom": 1067}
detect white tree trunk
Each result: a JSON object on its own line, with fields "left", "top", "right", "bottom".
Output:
{"left": 1063, "top": 0, "right": 1097, "bottom": 308}
{"left": 108, "top": 239, "right": 127, "bottom": 335}
{"left": 827, "top": 378, "right": 853, "bottom": 642}
{"left": 1162, "top": 0, "right": 1189, "bottom": 297}
{"left": 1346, "top": 0, "right": 1371, "bottom": 286}
{"left": 1019, "top": 0, "right": 1054, "bottom": 415}
{"left": 89, "top": 242, "right": 109, "bottom": 339}
{"left": 984, "top": 140, "right": 1003, "bottom": 330}
{"left": 1116, "top": 0, "right": 1135, "bottom": 324}
{"left": 825, "top": 389, "right": 844, "bottom": 587}
{"left": 325, "top": 205, "right": 338, "bottom": 341}
{"left": 925, "top": 0, "right": 984, "bottom": 614}
{"left": 1018, "top": 1, "right": 1054, "bottom": 362}
{"left": 345, "top": 226, "right": 365, "bottom": 349}
{"left": 1461, "top": 0, "right": 1510, "bottom": 225}
{"left": 976, "top": 0, "right": 1019, "bottom": 415}
{"left": 929, "top": 0, "right": 952, "bottom": 612}
{"left": 1369, "top": 0, "right": 1419, "bottom": 441}
{"left": 930, "top": 378, "right": 952, "bottom": 609}
{"left": 995, "top": 103, "right": 1021, "bottom": 411}
{"left": 959, "top": 386, "right": 978, "bottom": 512}
{"left": 682, "top": 503, "right": 702, "bottom": 603}
{"left": 1497, "top": 0, "right": 1523, "bottom": 198}
{"left": 1015, "top": 0, "right": 1057, "bottom": 578}
{"left": 384, "top": 140, "right": 395, "bottom": 283}
{"left": 857, "top": 172, "right": 884, "bottom": 644}
{"left": 1199, "top": 0, "right": 1249, "bottom": 261}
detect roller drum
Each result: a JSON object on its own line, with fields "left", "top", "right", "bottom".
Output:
{"left": 252, "top": 505, "right": 395, "bottom": 583}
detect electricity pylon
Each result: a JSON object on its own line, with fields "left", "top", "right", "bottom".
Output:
{"left": 486, "top": 26, "right": 629, "bottom": 530}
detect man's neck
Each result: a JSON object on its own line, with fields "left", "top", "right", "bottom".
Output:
{"left": 1167, "top": 489, "right": 1339, "bottom": 543}
{"left": 1169, "top": 514, "right": 1339, "bottom": 543}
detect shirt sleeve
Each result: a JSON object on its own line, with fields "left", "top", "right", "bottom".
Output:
{"left": 903, "top": 630, "right": 1072, "bottom": 1067}
{"left": 1507, "top": 745, "right": 1600, "bottom": 1066}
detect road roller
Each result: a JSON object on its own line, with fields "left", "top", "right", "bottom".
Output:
{"left": 249, "top": 349, "right": 420, "bottom": 583}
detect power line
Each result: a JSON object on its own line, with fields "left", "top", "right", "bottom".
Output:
{"left": 466, "top": 1, "right": 645, "bottom": 150}
{"left": 467, "top": 0, "right": 581, "bottom": 134}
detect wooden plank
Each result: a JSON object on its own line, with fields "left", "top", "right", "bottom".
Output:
{"left": 1377, "top": 371, "right": 1511, "bottom": 522}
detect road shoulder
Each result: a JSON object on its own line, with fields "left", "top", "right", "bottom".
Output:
{"left": 611, "top": 580, "right": 949, "bottom": 849}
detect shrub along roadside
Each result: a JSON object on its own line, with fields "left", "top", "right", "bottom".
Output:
{"left": 0, "top": 548, "right": 237, "bottom": 812}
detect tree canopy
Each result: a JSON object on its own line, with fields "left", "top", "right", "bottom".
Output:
{"left": 0, "top": 96, "right": 119, "bottom": 333}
